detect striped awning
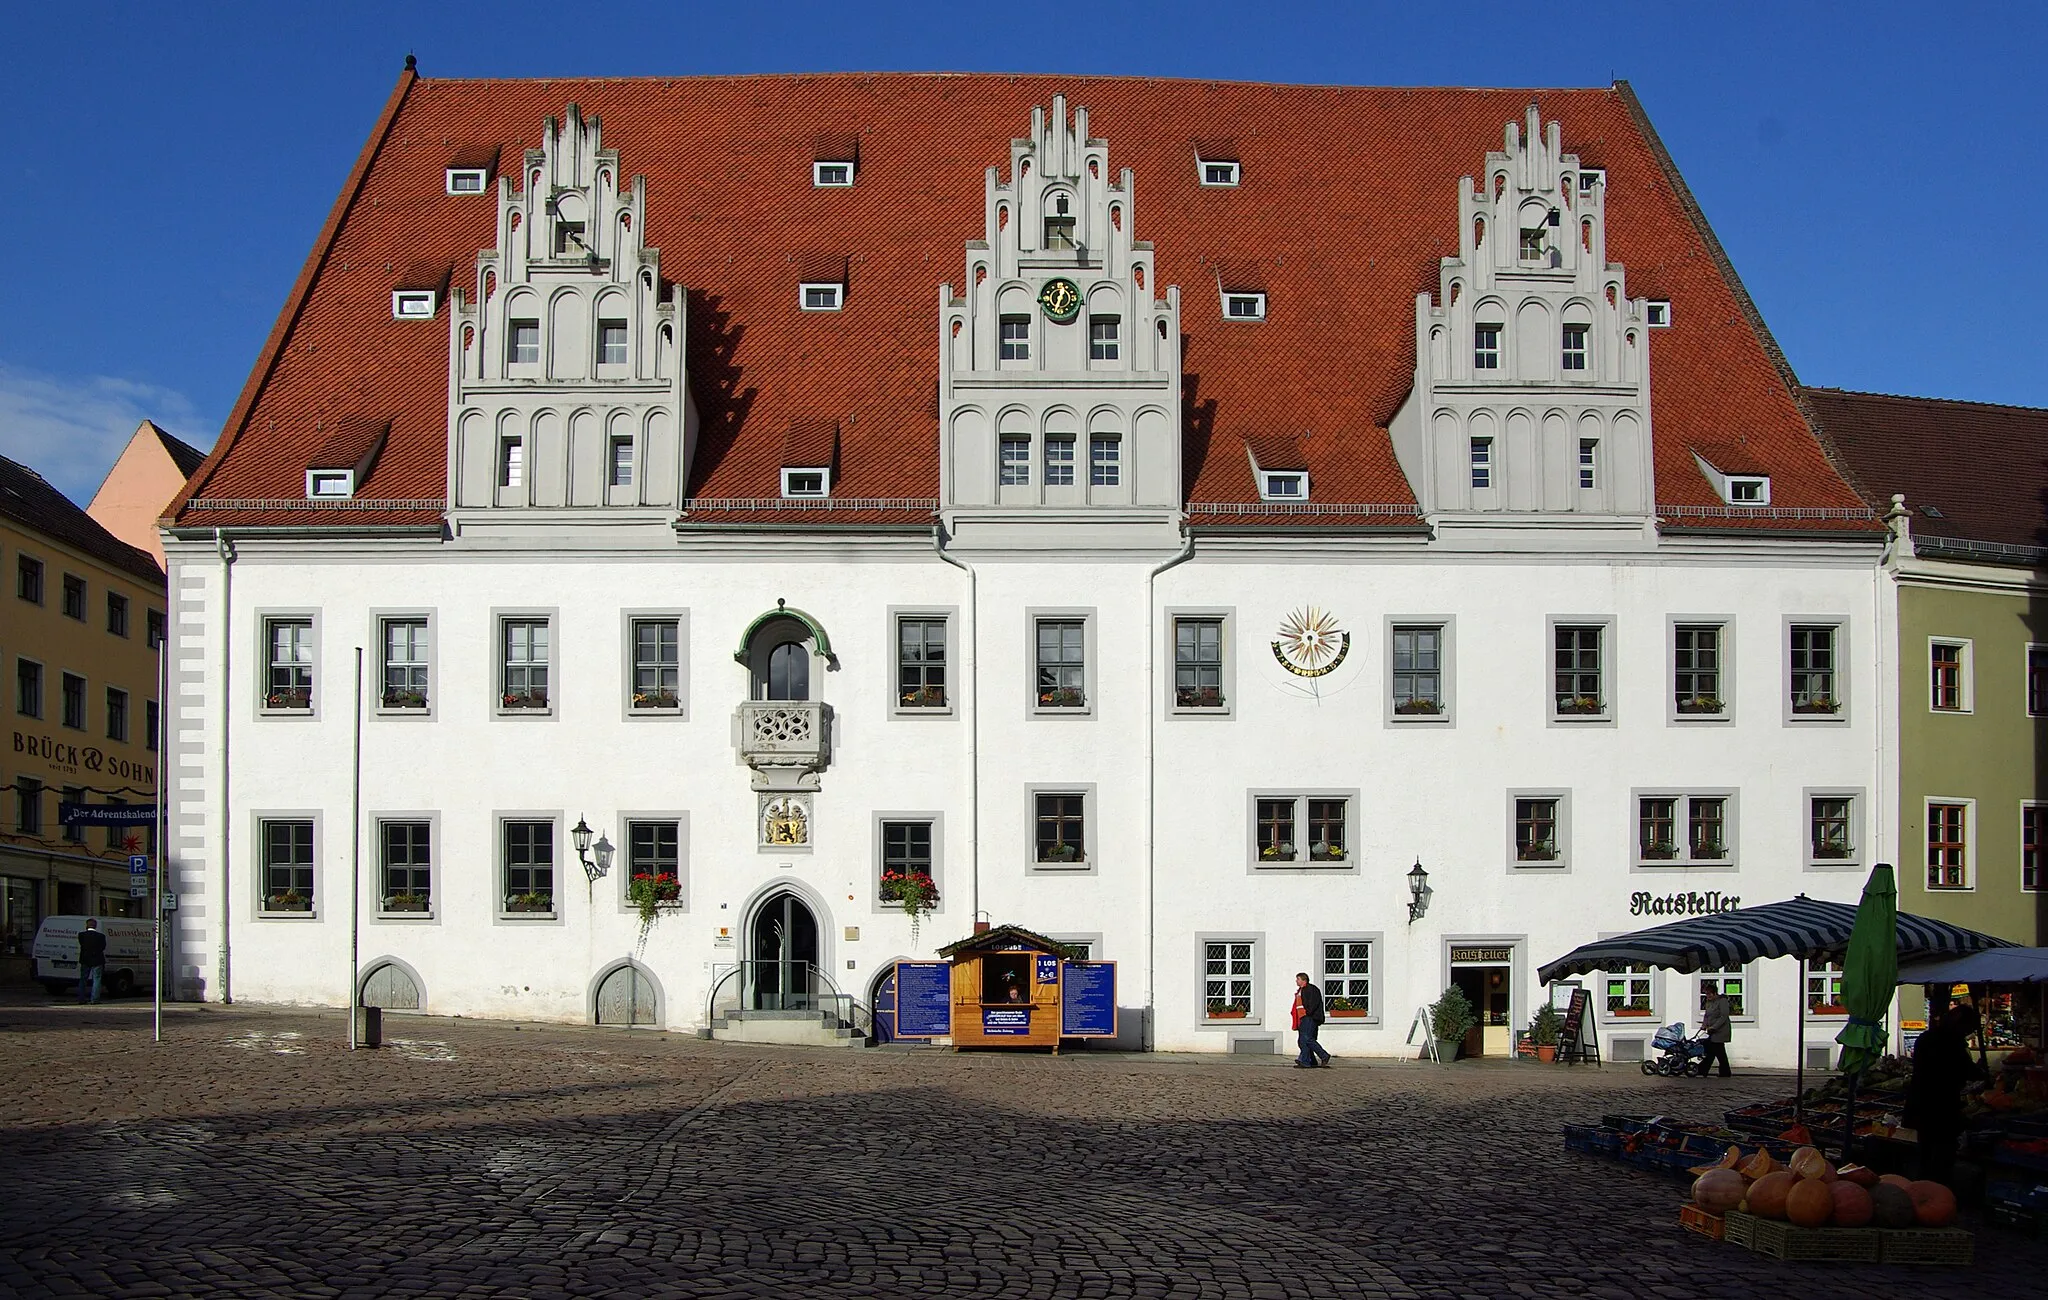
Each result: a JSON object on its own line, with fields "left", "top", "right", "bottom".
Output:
{"left": 1538, "top": 893, "right": 2017, "bottom": 984}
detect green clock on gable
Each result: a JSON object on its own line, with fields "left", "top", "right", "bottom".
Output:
{"left": 1037, "top": 277, "right": 1082, "bottom": 323}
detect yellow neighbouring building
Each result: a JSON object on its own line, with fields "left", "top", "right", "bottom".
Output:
{"left": 1, "top": 437, "right": 192, "bottom": 987}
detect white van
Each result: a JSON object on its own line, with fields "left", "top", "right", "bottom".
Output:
{"left": 31, "top": 916, "right": 157, "bottom": 997}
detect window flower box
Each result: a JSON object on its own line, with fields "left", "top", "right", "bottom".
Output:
{"left": 265, "top": 688, "right": 312, "bottom": 710}
{"left": 381, "top": 688, "right": 427, "bottom": 710}
{"left": 1309, "top": 843, "right": 1346, "bottom": 862}
{"left": 1259, "top": 843, "right": 1297, "bottom": 863}
{"left": 1609, "top": 1007, "right": 1655, "bottom": 1018}
{"left": 1641, "top": 842, "right": 1679, "bottom": 860}
{"left": 504, "top": 892, "right": 553, "bottom": 914}
{"left": 631, "top": 689, "right": 679, "bottom": 711}
{"left": 1554, "top": 696, "right": 1604, "bottom": 716}
{"left": 501, "top": 690, "right": 549, "bottom": 710}
{"left": 265, "top": 891, "right": 312, "bottom": 912}
{"left": 1037, "top": 686, "right": 1085, "bottom": 709}
{"left": 1038, "top": 842, "right": 1083, "bottom": 865}
{"left": 1691, "top": 843, "right": 1727, "bottom": 860}
{"left": 1517, "top": 843, "right": 1559, "bottom": 863}
{"left": 1675, "top": 695, "right": 1723, "bottom": 715}
{"left": 899, "top": 685, "right": 947, "bottom": 709}
{"left": 1175, "top": 686, "right": 1224, "bottom": 709}
{"left": 1394, "top": 698, "right": 1443, "bottom": 716}
{"left": 1810, "top": 1002, "right": 1849, "bottom": 1016}
{"left": 1813, "top": 842, "right": 1854, "bottom": 860}
{"left": 1792, "top": 695, "right": 1840, "bottom": 715}
{"left": 1205, "top": 1001, "right": 1250, "bottom": 1020}
{"left": 382, "top": 893, "right": 430, "bottom": 913}
{"left": 1326, "top": 997, "right": 1369, "bottom": 1019}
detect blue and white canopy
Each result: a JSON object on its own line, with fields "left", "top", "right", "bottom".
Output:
{"left": 1538, "top": 893, "right": 2016, "bottom": 984}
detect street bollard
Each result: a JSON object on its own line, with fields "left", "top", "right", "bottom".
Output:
{"left": 356, "top": 1004, "right": 382, "bottom": 1047}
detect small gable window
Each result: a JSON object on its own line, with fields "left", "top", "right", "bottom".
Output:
{"left": 554, "top": 221, "right": 586, "bottom": 258}
{"left": 813, "top": 161, "right": 854, "bottom": 188}
{"left": 446, "top": 168, "right": 488, "bottom": 195}
{"left": 1519, "top": 228, "right": 1546, "bottom": 262}
{"left": 599, "top": 320, "right": 628, "bottom": 365}
{"left": 1089, "top": 316, "right": 1119, "bottom": 361}
{"left": 1728, "top": 477, "right": 1768, "bottom": 504}
{"left": 1646, "top": 300, "right": 1673, "bottom": 328}
{"left": 1474, "top": 324, "right": 1501, "bottom": 370}
{"left": 782, "top": 468, "right": 830, "bottom": 499}
{"left": 391, "top": 290, "right": 436, "bottom": 320}
{"left": 1044, "top": 191, "right": 1077, "bottom": 250}
{"left": 509, "top": 320, "right": 540, "bottom": 366}
{"left": 1000, "top": 315, "right": 1030, "bottom": 360}
{"left": 1577, "top": 168, "right": 1605, "bottom": 194}
{"left": 608, "top": 435, "right": 634, "bottom": 488}
{"left": 1200, "top": 160, "right": 1240, "bottom": 187}
{"left": 1260, "top": 471, "right": 1308, "bottom": 502}
{"left": 306, "top": 471, "right": 354, "bottom": 500}
{"left": 800, "top": 283, "right": 844, "bottom": 311}
{"left": 1224, "top": 293, "right": 1266, "bottom": 321}
{"left": 1561, "top": 324, "right": 1588, "bottom": 371}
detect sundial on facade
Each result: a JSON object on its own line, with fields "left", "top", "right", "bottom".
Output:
{"left": 1272, "top": 607, "right": 1350, "bottom": 677}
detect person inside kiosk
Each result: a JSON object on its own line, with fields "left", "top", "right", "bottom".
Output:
{"left": 984, "top": 953, "right": 1030, "bottom": 1005}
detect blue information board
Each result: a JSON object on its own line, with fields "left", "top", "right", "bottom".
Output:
{"left": 982, "top": 1007, "right": 1032, "bottom": 1035}
{"left": 1060, "top": 960, "right": 1118, "bottom": 1038}
{"left": 1034, "top": 953, "right": 1060, "bottom": 985}
{"left": 894, "top": 962, "right": 953, "bottom": 1038}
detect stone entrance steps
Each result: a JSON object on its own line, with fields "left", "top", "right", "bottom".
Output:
{"left": 710, "top": 1008, "right": 865, "bottom": 1048}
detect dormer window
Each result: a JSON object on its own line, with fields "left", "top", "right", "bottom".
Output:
{"left": 305, "top": 470, "right": 354, "bottom": 500}
{"left": 781, "top": 468, "right": 830, "bottom": 499}
{"left": 1200, "top": 160, "right": 1241, "bottom": 187}
{"left": 391, "top": 290, "right": 436, "bottom": 320}
{"left": 554, "top": 220, "right": 586, "bottom": 258}
{"left": 446, "top": 168, "right": 488, "bottom": 195}
{"left": 1728, "top": 477, "right": 1768, "bottom": 504}
{"left": 1578, "top": 168, "right": 1604, "bottom": 194}
{"left": 1224, "top": 293, "right": 1266, "bottom": 321}
{"left": 800, "top": 283, "right": 844, "bottom": 311}
{"left": 1260, "top": 472, "right": 1308, "bottom": 502}
{"left": 1646, "top": 300, "right": 1672, "bottom": 328}
{"left": 813, "top": 161, "right": 854, "bottom": 187}
{"left": 1695, "top": 448, "right": 1770, "bottom": 507}
{"left": 1044, "top": 192, "right": 1076, "bottom": 249}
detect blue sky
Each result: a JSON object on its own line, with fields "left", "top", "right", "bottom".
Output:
{"left": 1, "top": 1, "right": 2039, "bottom": 502}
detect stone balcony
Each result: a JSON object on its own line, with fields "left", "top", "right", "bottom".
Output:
{"left": 736, "top": 700, "right": 832, "bottom": 790}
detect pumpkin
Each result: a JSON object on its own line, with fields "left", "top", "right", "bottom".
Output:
{"left": 1787, "top": 1146, "right": 1828, "bottom": 1180}
{"left": 1878, "top": 1173, "right": 1913, "bottom": 1189}
{"left": 1737, "top": 1150, "right": 1779, "bottom": 1181}
{"left": 1908, "top": 1181, "right": 1958, "bottom": 1227}
{"left": 1744, "top": 1170, "right": 1797, "bottom": 1219}
{"left": 1693, "top": 1168, "right": 1747, "bottom": 1212}
{"left": 1785, "top": 1177, "right": 1834, "bottom": 1228}
{"left": 1828, "top": 1180, "right": 1874, "bottom": 1227}
{"left": 1687, "top": 1145, "right": 1744, "bottom": 1177}
{"left": 1871, "top": 1182, "right": 1918, "bottom": 1228}
{"left": 1835, "top": 1164, "right": 1879, "bottom": 1188}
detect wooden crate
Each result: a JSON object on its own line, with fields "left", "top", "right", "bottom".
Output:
{"left": 1742, "top": 1216, "right": 1881, "bottom": 1263}
{"left": 1678, "top": 1203, "right": 1726, "bottom": 1241}
{"left": 1878, "top": 1228, "right": 1973, "bottom": 1265}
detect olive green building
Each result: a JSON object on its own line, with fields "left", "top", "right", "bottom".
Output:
{"left": 1809, "top": 387, "right": 2047, "bottom": 946}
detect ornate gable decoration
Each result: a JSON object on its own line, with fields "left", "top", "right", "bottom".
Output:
{"left": 1394, "top": 106, "right": 1657, "bottom": 526}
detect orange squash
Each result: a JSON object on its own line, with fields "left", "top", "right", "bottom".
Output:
{"left": 1737, "top": 1150, "right": 1779, "bottom": 1181}
{"left": 1745, "top": 1170, "right": 1797, "bottom": 1219}
{"left": 1908, "top": 1181, "right": 1958, "bottom": 1227}
{"left": 1693, "top": 1168, "right": 1747, "bottom": 1212}
{"left": 1786, "top": 1177, "right": 1834, "bottom": 1228}
{"left": 1878, "top": 1173, "right": 1913, "bottom": 1189}
{"left": 1788, "top": 1146, "right": 1828, "bottom": 1180}
{"left": 1871, "top": 1182, "right": 1918, "bottom": 1228}
{"left": 1828, "top": 1180, "right": 1874, "bottom": 1227}
{"left": 1835, "top": 1164, "right": 1879, "bottom": 1188}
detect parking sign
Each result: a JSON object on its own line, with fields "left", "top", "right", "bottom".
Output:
{"left": 127, "top": 855, "right": 150, "bottom": 875}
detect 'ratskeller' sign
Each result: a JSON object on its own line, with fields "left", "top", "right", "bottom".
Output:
{"left": 1629, "top": 890, "right": 1741, "bottom": 917}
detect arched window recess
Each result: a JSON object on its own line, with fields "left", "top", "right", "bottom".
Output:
{"left": 733, "top": 599, "right": 838, "bottom": 702}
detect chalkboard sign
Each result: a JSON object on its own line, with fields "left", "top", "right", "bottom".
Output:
{"left": 1556, "top": 986, "right": 1600, "bottom": 1064}
{"left": 1060, "top": 960, "right": 1118, "bottom": 1037}
{"left": 894, "top": 962, "right": 953, "bottom": 1038}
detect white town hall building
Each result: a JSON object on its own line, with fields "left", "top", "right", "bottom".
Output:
{"left": 160, "top": 68, "right": 1886, "bottom": 1065}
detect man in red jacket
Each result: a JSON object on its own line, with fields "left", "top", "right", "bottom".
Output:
{"left": 1292, "top": 972, "right": 1330, "bottom": 1068}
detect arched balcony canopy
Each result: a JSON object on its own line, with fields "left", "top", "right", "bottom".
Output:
{"left": 732, "top": 601, "right": 836, "bottom": 667}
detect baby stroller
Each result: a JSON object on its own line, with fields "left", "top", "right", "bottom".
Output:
{"left": 1642, "top": 1021, "right": 1709, "bottom": 1076}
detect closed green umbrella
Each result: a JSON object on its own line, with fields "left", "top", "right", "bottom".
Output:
{"left": 1834, "top": 862, "right": 1898, "bottom": 1075}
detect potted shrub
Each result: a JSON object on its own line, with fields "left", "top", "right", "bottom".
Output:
{"left": 383, "top": 891, "right": 430, "bottom": 913}
{"left": 1309, "top": 842, "right": 1346, "bottom": 862}
{"left": 1429, "top": 986, "right": 1476, "bottom": 1061}
{"left": 631, "top": 688, "right": 679, "bottom": 710}
{"left": 1675, "top": 695, "right": 1723, "bottom": 715}
{"left": 1206, "top": 998, "right": 1250, "bottom": 1020}
{"left": 1517, "top": 841, "right": 1558, "bottom": 863}
{"left": 899, "top": 685, "right": 947, "bottom": 708}
{"left": 381, "top": 686, "right": 427, "bottom": 710}
{"left": 1175, "top": 685, "right": 1224, "bottom": 709}
{"left": 1690, "top": 840, "right": 1727, "bottom": 860}
{"left": 1641, "top": 840, "right": 1679, "bottom": 861}
{"left": 1038, "top": 686, "right": 1085, "bottom": 709}
{"left": 501, "top": 689, "right": 548, "bottom": 710}
{"left": 1555, "top": 695, "right": 1603, "bottom": 716}
{"left": 1394, "top": 697, "right": 1443, "bottom": 716}
{"left": 1259, "top": 842, "right": 1297, "bottom": 863}
{"left": 266, "top": 889, "right": 311, "bottom": 912}
{"left": 1039, "top": 842, "right": 1082, "bottom": 865}
{"left": 1531, "top": 1003, "right": 1562, "bottom": 1062}
{"left": 1813, "top": 841, "right": 1853, "bottom": 860}
{"left": 1792, "top": 693, "right": 1840, "bottom": 715}
{"left": 265, "top": 687, "right": 312, "bottom": 710}
{"left": 1326, "top": 995, "right": 1369, "bottom": 1019}
{"left": 505, "top": 891, "right": 552, "bottom": 914}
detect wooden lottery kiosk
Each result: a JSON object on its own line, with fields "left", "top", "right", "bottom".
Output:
{"left": 889, "top": 923, "right": 1119, "bottom": 1051}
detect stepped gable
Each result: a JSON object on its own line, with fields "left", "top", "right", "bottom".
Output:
{"left": 170, "top": 71, "right": 1871, "bottom": 533}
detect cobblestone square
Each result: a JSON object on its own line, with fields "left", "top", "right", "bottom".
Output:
{"left": 4, "top": 998, "right": 2045, "bottom": 1298}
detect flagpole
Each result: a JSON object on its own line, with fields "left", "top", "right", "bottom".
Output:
{"left": 349, "top": 647, "right": 363, "bottom": 1051}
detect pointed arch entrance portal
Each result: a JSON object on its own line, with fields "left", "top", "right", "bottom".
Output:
{"left": 750, "top": 890, "right": 820, "bottom": 1010}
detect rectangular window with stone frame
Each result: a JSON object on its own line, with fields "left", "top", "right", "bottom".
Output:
{"left": 1256, "top": 798, "right": 1296, "bottom": 863}
{"left": 1035, "top": 619, "right": 1086, "bottom": 709}
{"left": 501, "top": 619, "right": 549, "bottom": 710}
{"left": 631, "top": 618, "right": 681, "bottom": 711}
{"left": 1789, "top": 624, "right": 1839, "bottom": 714}
{"left": 1687, "top": 797, "right": 1727, "bottom": 860}
{"left": 14, "top": 777, "right": 42, "bottom": 834}
{"left": 880, "top": 820, "right": 933, "bottom": 897}
{"left": 16, "top": 658, "right": 41, "bottom": 719}
{"left": 17, "top": 555, "right": 43, "bottom": 604}
{"left": 1089, "top": 316, "right": 1119, "bottom": 361}
{"left": 62, "top": 575, "right": 86, "bottom": 621}
{"left": 1553, "top": 625, "right": 1603, "bottom": 715}
{"left": 503, "top": 820, "right": 555, "bottom": 913}
{"left": 1811, "top": 796, "right": 1854, "bottom": 862}
{"left": 1606, "top": 965, "right": 1654, "bottom": 1017}
{"left": 896, "top": 617, "right": 947, "bottom": 709}
{"left": 1322, "top": 940, "right": 1372, "bottom": 1019}
{"left": 1204, "top": 940, "right": 1254, "bottom": 1020}
{"left": 1090, "top": 435, "right": 1121, "bottom": 487}
{"left": 265, "top": 618, "right": 314, "bottom": 711}
{"left": 262, "top": 819, "right": 315, "bottom": 911}
{"left": 1391, "top": 625, "right": 1443, "bottom": 715}
{"left": 999, "top": 436, "right": 1030, "bottom": 486}
{"left": 1673, "top": 625, "right": 1723, "bottom": 714}
{"left": 627, "top": 820, "right": 681, "bottom": 908}
{"left": 1806, "top": 961, "right": 1846, "bottom": 1015}
{"left": 1044, "top": 435, "right": 1076, "bottom": 487}
{"left": 999, "top": 315, "right": 1029, "bottom": 361}
{"left": 106, "top": 688, "right": 128, "bottom": 742}
{"left": 1473, "top": 325, "right": 1501, "bottom": 370}
{"left": 1035, "top": 793, "right": 1085, "bottom": 865}
{"left": 1638, "top": 797, "right": 1677, "bottom": 861}
{"left": 61, "top": 673, "right": 85, "bottom": 730}
{"left": 107, "top": 592, "right": 129, "bottom": 637}
{"left": 1927, "top": 803, "right": 1967, "bottom": 890}
{"left": 382, "top": 618, "right": 429, "bottom": 710}
{"left": 2024, "top": 805, "right": 2044, "bottom": 893}
{"left": 1515, "top": 798, "right": 1559, "bottom": 863}
{"left": 1174, "top": 617, "right": 1223, "bottom": 709}
{"left": 381, "top": 821, "right": 432, "bottom": 911}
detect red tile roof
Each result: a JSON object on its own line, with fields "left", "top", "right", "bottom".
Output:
{"left": 1803, "top": 386, "right": 2048, "bottom": 557}
{"left": 781, "top": 416, "right": 839, "bottom": 469}
{"left": 1, "top": 455, "right": 165, "bottom": 585}
{"left": 171, "top": 71, "right": 1874, "bottom": 536}
{"left": 1244, "top": 431, "right": 1306, "bottom": 471}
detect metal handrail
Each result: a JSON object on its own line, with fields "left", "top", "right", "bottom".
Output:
{"left": 705, "top": 959, "right": 860, "bottom": 1031}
